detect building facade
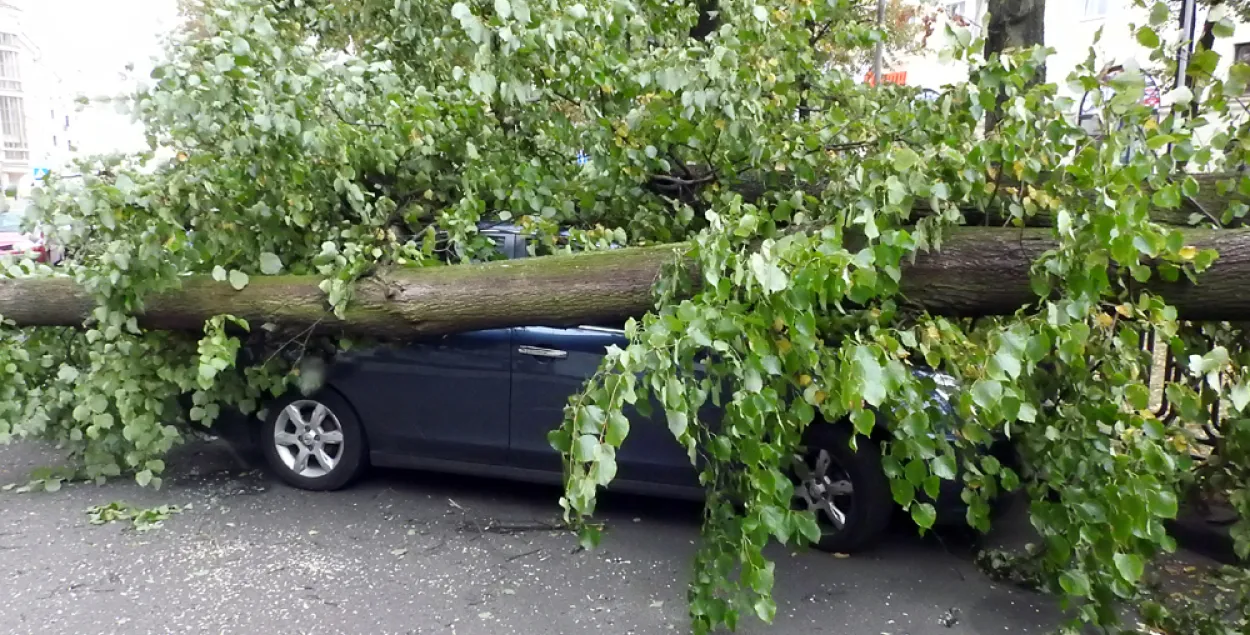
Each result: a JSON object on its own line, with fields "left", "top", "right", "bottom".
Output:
{"left": 0, "top": 0, "right": 75, "bottom": 199}
{"left": 895, "top": 0, "right": 1250, "bottom": 106}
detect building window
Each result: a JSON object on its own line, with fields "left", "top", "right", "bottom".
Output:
{"left": 0, "top": 33, "right": 16, "bottom": 47}
{"left": 1083, "top": 0, "right": 1109, "bottom": 18}
{"left": 0, "top": 49, "right": 19, "bottom": 92}
{"left": 945, "top": 1, "right": 966, "bottom": 16}
{"left": 0, "top": 95, "right": 28, "bottom": 163}
{"left": 1235, "top": 42, "right": 1250, "bottom": 66}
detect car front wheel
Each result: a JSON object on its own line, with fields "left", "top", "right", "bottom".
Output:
{"left": 791, "top": 423, "right": 893, "bottom": 553}
{"left": 261, "top": 391, "right": 366, "bottom": 491}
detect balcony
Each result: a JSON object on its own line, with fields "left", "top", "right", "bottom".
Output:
{"left": 1, "top": 141, "right": 28, "bottom": 165}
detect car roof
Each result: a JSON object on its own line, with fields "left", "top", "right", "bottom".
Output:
{"left": 478, "top": 222, "right": 569, "bottom": 237}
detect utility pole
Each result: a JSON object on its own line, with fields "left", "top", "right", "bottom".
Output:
{"left": 1176, "top": 0, "right": 1197, "bottom": 91}
{"left": 872, "top": 0, "right": 885, "bottom": 84}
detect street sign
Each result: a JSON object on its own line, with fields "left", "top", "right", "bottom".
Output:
{"left": 32, "top": 167, "right": 49, "bottom": 180}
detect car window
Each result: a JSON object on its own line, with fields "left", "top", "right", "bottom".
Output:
{"left": 487, "top": 233, "right": 509, "bottom": 257}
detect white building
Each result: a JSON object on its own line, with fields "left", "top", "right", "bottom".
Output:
{"left": 0, "top": 0, "right": 76, "bottom": 199}
{"left": 895, "top": 1, "right": 1250, "bottom": 107}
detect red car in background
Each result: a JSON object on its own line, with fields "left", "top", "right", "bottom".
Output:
{"left": 0, "top": 202, "right": 63, "bottom": 264}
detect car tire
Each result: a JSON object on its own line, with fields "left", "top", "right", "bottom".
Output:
{"left": 792, "top": 423, "right": 893, "bottom": 554}
{"left": 261, "top": 391, "right": 367, "bottom": 491}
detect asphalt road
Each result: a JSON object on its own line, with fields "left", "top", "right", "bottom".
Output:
{"left": 0, "top": 438, "right": 1060, "bottom": 635}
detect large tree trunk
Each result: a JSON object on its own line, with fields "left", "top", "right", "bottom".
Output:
{"left": 983, "top": 0, "right": 1046, "bottom": 132}
{"left": 2, "top": 228, "right": 1249, "bottom": 338}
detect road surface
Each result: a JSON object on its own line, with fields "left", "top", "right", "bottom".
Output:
{"left": 0, "top": 438, "right": 1060, "bottom": 635}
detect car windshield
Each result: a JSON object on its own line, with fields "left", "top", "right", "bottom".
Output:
{"left": 0, "top": 212, "right": 23, "bottom": 233}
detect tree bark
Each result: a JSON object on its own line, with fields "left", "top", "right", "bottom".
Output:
{"left": 2, "top": 228, "right": 1250, "bottom": 338}
{"left": 983, "top": 0, "right": 1046, "bottom": 132}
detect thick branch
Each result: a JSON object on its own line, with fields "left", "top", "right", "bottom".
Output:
{"left": 2, "top": 228, "right": 1250, "bottom": 338}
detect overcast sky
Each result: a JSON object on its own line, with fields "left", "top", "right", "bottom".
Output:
{"left": 28, "top": 0, "right": 180, "bottom": 96}
{"left": 22, "top": 0, "right": 181, "bottom": 155}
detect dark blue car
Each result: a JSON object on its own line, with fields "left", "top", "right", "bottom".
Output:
{"left": 255, "top": 225, "right": 973, "bottom": 553}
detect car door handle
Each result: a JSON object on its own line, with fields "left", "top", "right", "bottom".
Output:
{"left": 518, "top": 345, "right": 568, "bottom": 359}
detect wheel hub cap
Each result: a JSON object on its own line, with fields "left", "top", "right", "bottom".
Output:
{"left": 792, "top": 448, "right": 854, "bottom": 530}
{"left": 274, "top": 400, "right": 345, "bottom": 478}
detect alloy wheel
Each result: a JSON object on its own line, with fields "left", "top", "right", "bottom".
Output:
{"left": 273, "top": 399, "right": 346, "bottom": 478}
{"left": 792, "top": 448, "right": 856, "bottom": 529}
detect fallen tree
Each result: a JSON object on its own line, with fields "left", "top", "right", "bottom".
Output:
{"left": 7, "top": 2, "right": 1250, "bottom": 634}
{"left": 2, "top": 227, "right": 1248, "bottom": 337}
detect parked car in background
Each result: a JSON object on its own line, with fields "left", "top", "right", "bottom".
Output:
{"left": 249, "top": 225, "right": 996, "bottom": 553}
{"left": 0, "top": 200, "right": 64, "bottom": 265}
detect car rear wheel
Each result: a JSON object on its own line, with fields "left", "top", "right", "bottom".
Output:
{"left": 791, "top": 424, "right": 893, "bottom": 553}
{"left": 261, "top": 392, "right": 366, "bottom": 491}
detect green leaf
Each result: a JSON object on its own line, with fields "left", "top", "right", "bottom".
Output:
{"left": 992, "top": 347, "right": 1021, "bottom": 380}
{"left": 212, "top": 265, "right": 227, "bottom": 282}
{"left": 1125, "top": 384, "right": 1150, "bottom": 410}
{"left": 890, "top": 478, "right": 914, "bottom": 507}
{"left": 605, "top": 412, "right": 630, "bottom": 446}
{"left": 971, "top": 379, "right": 1003, "bottom": 409}
{"left": 89, "top": 394, "right": 109, "bottom": 414}
{"left": 794, "top": 512, "right": 822, "bottom": 544}
{"left": 136, "top": 469, "right": 153, "bottom": 487}
{"left": 1231, "top": 382, "right": 1250, "bottom": 412}
{"left": 493, "top": 0, "right": 512, "bottom": 19}
{"left": 1148, "top": 488, "right": 1179, "bottom": 519}
{"left": 259, "top": 252, "right": 283, "bottom": 275}
{"left": 666, "top": 410, "right": 688, "bottom": 437}
{"left": 1000, "top": 467, "right": 1021, "bottom": 491}
{"left": 892, "top": 147, "right": 921, "bottom": 172}
{"left": 905, "top": 459, "right": 927, "bottom": 486}
{"left": 854, "top": 346, "right": 887, "bottom": 407}
{"left": 1136, "top": 26, "right": 1160, "bottom": 48}
{"left": 933, "top": 453, "right": 957, "bottom": 480}
{"left": 578, "top": 523, "right": 601, "bottom": 550}
{"left": 749, "top": 253, "right": 788, "bottom": 294}
{"left": 910, "top": 502, "right": 936, "bottom": 529}
{"left": 1016, "top": 402, "right": 1037, "bottom": 423}
{"left": 228, "top": 270, "right": 249, "bottom": 290}
{"left": 469, "top": 71, "right": 497, "bottom": 96}
{"left": 573, "top": 435, "right": 598, "bottom": 462}
{"left": 753, "top": 597, "right": 776, "bottom": 623}
{"left": 744, "top": 367, "right": 763, "bottom": 393}
{"left": 214, "top": 53, "right": 235, "bottom": 72}
{"left": 574, "top": 404, "right": 606, "bottom": 434}
{"left": 760, "top": 505, "right": 788, "bottom": 542}
{"left": 1214, "top": 17, "right": 1236, "bottom": 38}
{"left": 1059, "top": 570, "right": 1091, "bottom": 597}
{"left": 851, "top": 409, "right": 875, "bottom": 436}
{"left": 1149, "top": 1, "right": 1169, "bottom": 25}
{"left": 1113, "top": 553, "right": 1145, "bottom": 583}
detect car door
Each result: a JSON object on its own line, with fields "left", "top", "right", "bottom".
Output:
{"left": 327, "top": 230, "right": 520, "bottom": 466}
{"left": 331, "top": 328, "right": 513, "bottom": 465}
{"left": 508, "top": 325, "right": 696, "bottom": 487}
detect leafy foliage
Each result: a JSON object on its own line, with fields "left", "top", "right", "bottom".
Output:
{"left": 1, "top": 0, "right": 1249, "bottom": 633}
{"left": 86, "top": 501, "right": 185, "bottom": 532}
